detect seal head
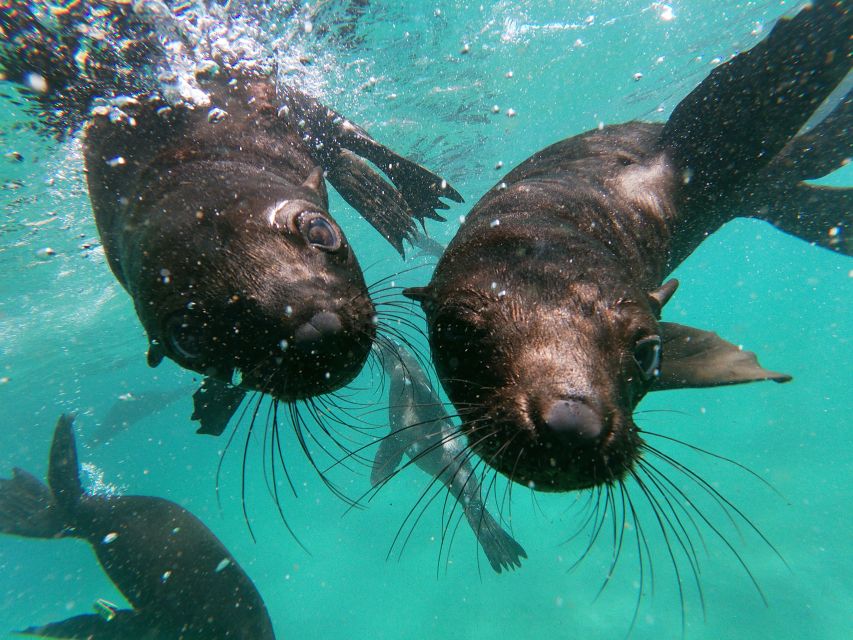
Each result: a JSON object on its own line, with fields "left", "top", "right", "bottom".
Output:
{"left": 131, "top": 165, "right": 375, "bottom": 402}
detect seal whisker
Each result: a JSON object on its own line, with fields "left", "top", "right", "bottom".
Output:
{"left": 641, "top": 443, "right": 786, "bottom": 567}
{"left": 641, "top": 430, "right": 785, "bottom": 500}
{"left": 215, "top": 389, "right": 261, "bottom": 513}
{"left": 628, "top": 469, "right": 691, "bottom": 637}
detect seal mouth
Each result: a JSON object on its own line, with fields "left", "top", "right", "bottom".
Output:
{"left": 458, "top": 392, "right": 641, "bottom": 493}
{"left": 239, "top": 309, "right": 376, "bottom": 402}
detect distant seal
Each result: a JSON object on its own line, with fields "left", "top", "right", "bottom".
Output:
{"left": 405, "top": 1, "right": 851, "bottom": 492}
{"left": 373, "top": 341, "right": 526, "bottom": 573}
{"left": 0, "top": 415, "right": 276, "bottom": 639}
{"left": 0, "top": 3, "right": 461, "bottom": 435}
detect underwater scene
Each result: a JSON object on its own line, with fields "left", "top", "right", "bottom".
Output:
{"left": 0, "top": 1, "right": 850, "bottom": 638}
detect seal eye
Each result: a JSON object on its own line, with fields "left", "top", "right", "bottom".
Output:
{"left": 297, "top": 213, "right": 341, "bottom": 251}
{"left": 165, "top": 314, "right": 203, "bottom": 361}
{"left": 633, "top": 336, "right": 661, "bottom": 381}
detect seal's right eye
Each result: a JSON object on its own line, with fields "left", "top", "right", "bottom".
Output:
{"left": 165, "top": 314, "right": 203, "bottom": 360}
{"left": 633, "top": 336, "right": 661, "bottom": 381}
{"left": 297, "top": 213, "right": 341, "bottom": 251}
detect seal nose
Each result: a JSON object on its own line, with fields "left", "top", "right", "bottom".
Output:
{"left": 294, "top": 311, "right": 343, "bottom": 346}
{"left": 542, "top": 399, "right": 603, "bottom": 444}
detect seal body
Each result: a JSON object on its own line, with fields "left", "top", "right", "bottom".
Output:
{"left": 0, "top": 3, "right": 462, "bottom": 435}
{"left": 373, "top": 341, "right": 527, "bottom": 573}
{"left": 0, "top": 415, "right": 275, "bottom": 639}
{"left": 406, "top": 1, "right": 851, "bottom": 492}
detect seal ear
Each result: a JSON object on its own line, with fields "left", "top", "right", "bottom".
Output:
{"left": 402, "top": 286, "right": 434, "bottom": 304}
{"left": 648, "top": 279, "right": 679, "bottom": 318}
{"left": 147, "top": 340, "right": 164, "bottom": 368}
{"left": 301, "top": 166, "right": 325, "bottom": 193}
{"left": 652, "top": 322, "right": 792, "bottom": 390}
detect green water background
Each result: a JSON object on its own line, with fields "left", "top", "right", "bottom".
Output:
{"left": 0, "top": 1, "right": 850, "bottom": 638}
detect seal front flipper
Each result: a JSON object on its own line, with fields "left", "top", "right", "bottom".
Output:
{"left": 659, "top": 1, "right": 852, "bottom": 200}
{"left": 191, "top": 377, "right": 246, "bottom": 436}
{"left": 17, "top": 610, "right": 148, "bottom": 639}
{"left": 326, "top": 149, "right": 420, "bottom": 255}
{"left": 280, "top": 89, "right": 463, "bottom": 248}
{"left": 653, "top": 322, "right": 792, "bottom": 391}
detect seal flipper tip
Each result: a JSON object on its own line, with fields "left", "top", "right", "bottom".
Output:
{"left": 192, "top": 377, "right": 246, "bottom": 436}
{"left": 745, "top": 89, "right": 853, "bottom": 256}
{"left": 659, "top": 0, "right": 852, "bottom": 201}
{"left": 654, "top": 322, "right": 792, "bottom": 391}
{"left": 370, "top": 436, "right": 406, "bottom": 488}
{"left": 17, "top": 610, "right": 143, "bottom": 639}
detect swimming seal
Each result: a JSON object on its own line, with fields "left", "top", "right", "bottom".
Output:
{"left": 373, "top": 341, "right": 527, "bottom": 573}
{"left": 0, "top": 415, "right": 275, "bottom": 639}
{"left": 0, "top": 3, "right": 461, "bottom": 436}
{"left": 405, "top": 1, "right": 851, "bottom": 492}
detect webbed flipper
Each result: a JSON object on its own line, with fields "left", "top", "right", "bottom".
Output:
{"left": 370, "top": 435, "right": 406, "bottom": 488}
{"left": 326, "top": 149, "right": 421, "bottom": 254}
{"left": 659, "top": 1, "right": 852, "bottom": 203}
{"left": 743, "top": 90, "right": 853, "bottom": 255}
{"left": 17, "top": 610, "right": 148, "bottom": 639}
{"left": 280, "top": 89, "right": 463, "bottom": 253}
{"left": 191, "top": 377, "right": 246, "bottom": 436}
{"left": 654, "top": 322, "right": 791, "bottom": 390}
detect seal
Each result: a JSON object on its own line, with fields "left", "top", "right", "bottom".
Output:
{"left": 373, "top": 341, "right": 527, "bottom": 573}
{"left": 0, "top": 2, "right": 462, "bottom": 436}
{"left": 404, "top": 1, "right": 851, "bottom": 493}
{"left": 0, "top": 415, "right": 276, "bottom": 639}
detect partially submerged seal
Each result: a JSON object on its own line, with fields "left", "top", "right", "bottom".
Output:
{"left": 0, "top": 415, "right": 276, "bottom": 639}
{"left": 0, "top": 2, "right": 461, "bottom": 435}
{"left": 405, "top": 1, "right": 851, "bottom": 492}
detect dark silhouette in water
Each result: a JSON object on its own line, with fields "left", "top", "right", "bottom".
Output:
{"left": 373, "top": 341, "right": 526, "bottom": 573}
{"left": 405, "top": 0, "right": 850, "bottom": 493}
{"left": 0, "top": 2, "right": 461, "bottom": 437}
{"left": 0, "top": 415, "right": 275, "bottom": 639}
{"left": 89, "top": 385, "right": 193, "bottom": 446}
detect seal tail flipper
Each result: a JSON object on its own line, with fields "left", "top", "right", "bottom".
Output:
{"left": 16, "top": 610, "right": 144, "bottom": 639}
{"left": 744, "top": 90, "right": 853, "bottom": 255}
{"left": 47, "top": 415, "right": 84, "bottom": 513}
{"left": 465, "top": 506, "right": 528, "bottom": 574}
{"left": 0, "top": 414, "right": 83, "bottom": 539}
{"left": 654, "top": 322, "right": 792, "bottom": 391}
{"left": 658, "top": 1, "right": 852, "bottom": 202}
{"left": 0, "top": 469, "right": 62, "bottom": 539}
{"left": 280, "top": 89, "right": 463, "bottom": 253}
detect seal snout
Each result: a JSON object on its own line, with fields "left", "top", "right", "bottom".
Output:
{"left": 293, "top": 311, "right": 343, "bottom": 346}
{"left": 540, "top": 398, "right": 603, "bottom": 445}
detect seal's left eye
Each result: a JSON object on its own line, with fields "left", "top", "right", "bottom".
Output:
{"left": 298, "top": 213, "right": 341, "bottom": 251}
{"left": 165, "top": 314, "right": 203, "bottom": 361}
{"left": 633, "top": 336, "right": 661, "bottom": 381}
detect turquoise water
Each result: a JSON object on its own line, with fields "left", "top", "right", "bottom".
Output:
{"left": 0, "top": 1, "right": 850, "bottom": 639}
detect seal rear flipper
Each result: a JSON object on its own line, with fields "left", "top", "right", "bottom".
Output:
{"left": 658, "top": 1, "right": 852, "bottom": 201}
{"left": 17, "top": 610, "right": 146, "bottom": 639}
{"left": 370, "top": 436, "right": 406, "bottom": 487}
{"left": 751, "top": 183, "right": 852, "bottom": 255}
{"left": 745, "top": 90, "right": 853, "bottom": 256}
{"left": 466, "top": 506, "right": 527, "bottom": 574}
{"left": 191, "top": 377, "right": 246, "bottom": 436}
{"left": 47, "top": 415, "right": 84, "bottom": 514}
{"left": 653, "top": 322, "right": 792, "bottom": 391}
{"left": 280, "top": 89, "right": 463, "bottom": 227}
{"left": 326, "top": 149, "right": 418, "bottom": 255}
{"left": 0, "top": 469, "right": 62, "bottom": 539}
